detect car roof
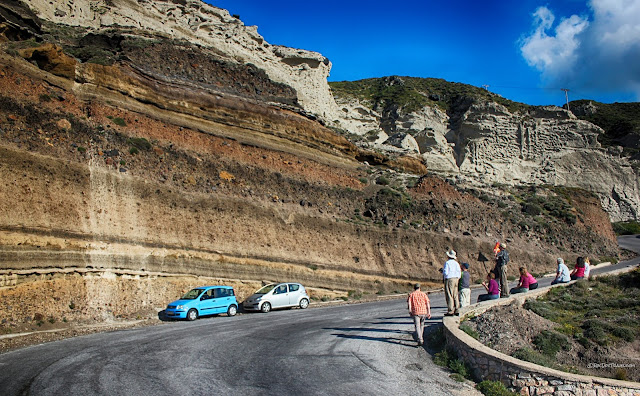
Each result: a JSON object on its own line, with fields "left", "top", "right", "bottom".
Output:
{"left": 199, "top": 285, "right": 234, "bottom": 289}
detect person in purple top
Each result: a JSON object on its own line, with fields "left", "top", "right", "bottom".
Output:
{"left": 477, "top": 272, "right": 500, "bottom": 302}
{"left": 510, "top": 267, "right": 538, "bottom": 294}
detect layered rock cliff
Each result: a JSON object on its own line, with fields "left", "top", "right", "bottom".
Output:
{"left": 0, "top": 0, "right": 622, "bottom": 331}
{"left": 18, "top": 0, "right": 340, "bottom": 120}
{"left": 330, "top": 77, "right": 640, "bottom": 222}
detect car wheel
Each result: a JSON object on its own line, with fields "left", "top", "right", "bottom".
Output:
{"left": 187, "top": 308, "right": 198, "bottom": 321}
{"left": 261, "top": 302, "right": 271, "bottom": 313}
{"left": 227, "top": 304, "right": 237, "bottom": 317}
{"left": 299, "top": 298, "right": 309, "bottom": 309}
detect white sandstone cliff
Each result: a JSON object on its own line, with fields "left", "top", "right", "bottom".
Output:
{"left": 335, "top": 96, "right": 640, "bottom": 222}
{"left": 22, "top": 1, "right": 640, "bottom": 221}
{"left": 26, "top": 0, "right": 341, "bottom": 120}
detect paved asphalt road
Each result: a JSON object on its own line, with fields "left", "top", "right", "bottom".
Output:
{"left": 1, "top": 239, "right": 638, "bottom": 396}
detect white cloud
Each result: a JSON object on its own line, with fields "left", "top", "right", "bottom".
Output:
{"left": 520, "top": 0, "right": 640, "bottom": 101}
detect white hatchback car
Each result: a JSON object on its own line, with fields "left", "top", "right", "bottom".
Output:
{"left": 243, "top": 282, "right": 310, "bottom": 313}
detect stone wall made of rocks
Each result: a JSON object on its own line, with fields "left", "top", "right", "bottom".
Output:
{"left": 442, "top": 269, "right": 640, "bottom": 396}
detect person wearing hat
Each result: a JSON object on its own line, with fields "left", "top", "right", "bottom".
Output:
{"left": 458, "top": 262, "right": 471, "bottom": 307}
{"left": 443, "top": 249, "right": 461, "bottom": 316}
{"left": 407, "top": 283, "right": 431, "bottom": 346}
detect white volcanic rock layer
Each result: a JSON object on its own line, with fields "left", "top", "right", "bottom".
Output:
{"left": 26, "top": 0, "right": 341, "bottom": 120}
{"left": 335, "top": 97, "right": 640, "bottom": 221}
{"left": 23, "top": 0, "right": 640, "bottom": 221}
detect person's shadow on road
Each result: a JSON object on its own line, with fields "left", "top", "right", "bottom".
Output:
{"left": 324, "top": 315, "right": 419, "bottom": 347}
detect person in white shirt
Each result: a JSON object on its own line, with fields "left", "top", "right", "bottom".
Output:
{"left": 551, "top": 257, "right": 571, "bottom": 284}
{"left": 584, "top": 257, "right": 591, "bottom": 279}
{"left": 442, "top": 249, "right": 461, "bottom": 316}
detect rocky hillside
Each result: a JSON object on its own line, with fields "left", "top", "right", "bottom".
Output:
{"left": 329, "top": 77, "right": 640, "bottom": 223}
{"left": 0, "top": 0, "right": 621, "bottom": 331}
{"left": 571, "top": 100, "right": 640, "bottom": 154}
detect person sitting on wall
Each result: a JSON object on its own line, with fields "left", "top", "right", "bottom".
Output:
{"left": 510, "top": 266, "right": 538, "bottom": 294}
{"left": 551, "top": 257, "right": 571, "bottom": 285}
{"left": 583, "top": 257, "right": 591, "bottom": 279}
{"left": 570, "top": 256, "right": 586, "bottom": 280}
{"left": 477, "top": 272, "right": 500, "bottom": 302}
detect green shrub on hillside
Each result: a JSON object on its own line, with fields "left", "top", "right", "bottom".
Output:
{"left": 515, "top": 187, "right": 578, "bottom": 224}
{"left": 512, "top": 347, "right": 579, "bottom": 373}
{"left": 612, "top": 221, "right": 640, "bottom": 235}
{"left": 127, "top": 137, "right": 151, "bottom": 151}
{"left": 329, "top": 76, "right": 531, "bottom": 114}
{"left": 533, "top": 330, "right": 570, "bottom": 357}
{"left": 459, "top": 322, "right": 479, "bottom": 340}
{"left": 476, "top": 380, "right": 517, "bottom": 396}
{"left": 571, "top": 100, "right": 640, "bottom": 149}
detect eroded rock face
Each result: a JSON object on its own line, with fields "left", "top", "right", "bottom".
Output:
{"left": 454, "top": 103, "right": 638, "bottom": 222}
{"left": 23, "top": 0, "right": 341, "bottom": 120}
{"left": 13, "top": 0, "right": 639, "bottom": 222}
{"left": 17, "top": 43, "right": 76, "bottom": 78}
{"left": 336, "top": 96, "right": 640, "bottom": 221}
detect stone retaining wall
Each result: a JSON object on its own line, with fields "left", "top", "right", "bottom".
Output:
{"left": 443, "top": 267, "right": 640, "bottom": 395}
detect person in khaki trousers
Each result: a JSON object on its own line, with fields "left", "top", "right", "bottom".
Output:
{"left": 443, "top": 249, "right": 461, "bottom": 316}
{"left": 458, "top": 262, "right": 471, "bottom": 307}
{"left": 494, "top": 243, "right": 510, "bottom": 297}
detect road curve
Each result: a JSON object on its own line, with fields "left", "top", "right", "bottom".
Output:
{"left": 0, "top": 295, "right": 478, "bottom": 395}
{"left": 0, "top": 238, "right": 637, "bottom": 396}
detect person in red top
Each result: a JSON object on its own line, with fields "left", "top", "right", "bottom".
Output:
{"left": 510, "top": 267, "right": 538, "bottom": 294}
{"left": 571, "top": 257, "right": 586, "bottom": 280}
{"left": 407, "top": 283, "right": 431, "bottom": 346}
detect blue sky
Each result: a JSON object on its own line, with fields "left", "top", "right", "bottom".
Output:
{"left": 207, "top": 1, "right": 640, "bottom": 106}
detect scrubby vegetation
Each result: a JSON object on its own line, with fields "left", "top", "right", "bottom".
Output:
{"left": 330, "top": 76, "right": 531, "bottom": 114}
{"left": 427, "top": 326, "right": 474, "bottom": 382}
{"left": 476, "top": 380, "right": 517, "bottom": 396}
{"left": 524, "top": 268, "right": 640, "bottom": 349}
{"left": 512, "top": 186, "right": 579, "bottom": 225}
{"left": 612, "top": 221, "right": 640, "bottom": 235}
{"left": 571, "top": 100, "right": 640, "bottom": 151}
{"left": 511, "top": 329, "right": 578, "bottom": 373}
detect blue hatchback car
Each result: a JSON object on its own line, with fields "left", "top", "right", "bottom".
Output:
{"left": 165, "top": 286, "right": 238, "bottom": 321}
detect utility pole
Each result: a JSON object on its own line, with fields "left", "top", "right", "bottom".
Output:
{"left": 561, "top": 88, "right": 570, "bottom": 111}
{"left": 482, "top": 84, "right": 490, "bottom": 91}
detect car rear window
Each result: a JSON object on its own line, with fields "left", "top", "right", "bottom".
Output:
{"left": 288, "top": 284, "right": 300, "bottom": 292}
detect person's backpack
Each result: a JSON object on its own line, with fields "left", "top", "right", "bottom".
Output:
{"left": 497, "top": 250, "right": 509, "bottom": 267}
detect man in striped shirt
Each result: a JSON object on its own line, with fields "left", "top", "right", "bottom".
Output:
{"left": 407, "top": 283, "right": 431, "bottom": 346}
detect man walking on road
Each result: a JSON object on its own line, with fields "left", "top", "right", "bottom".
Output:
{"left": 443, "top": 249, "right": 461, "bottom": 316}
{"left": 407, "top": 283, "right": 431, "bottom": 346}
{"left": 495, "top": 243, "right": 510, "bottom": 298}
